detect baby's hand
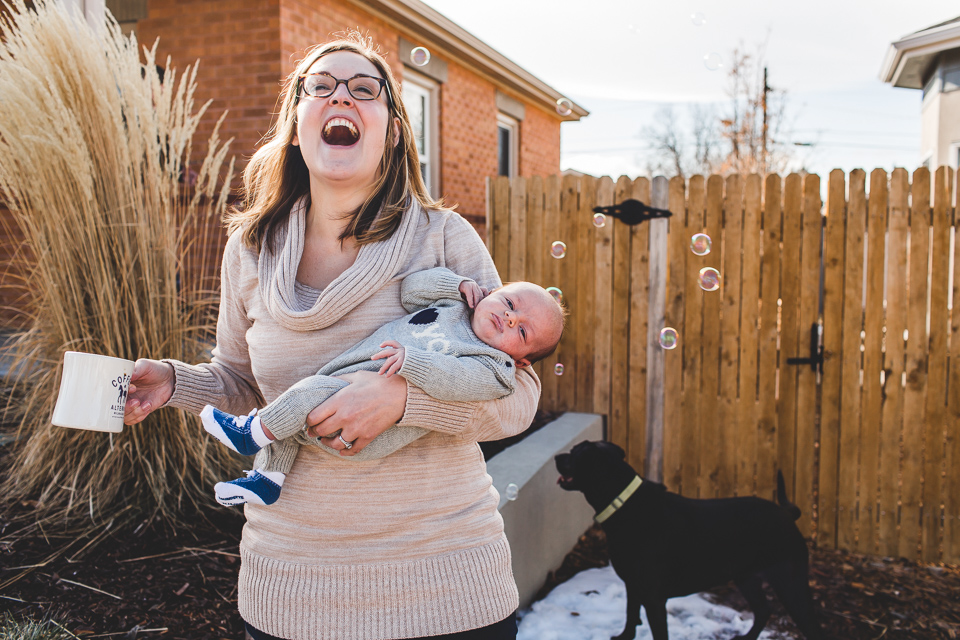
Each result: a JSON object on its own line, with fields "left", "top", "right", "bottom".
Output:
{"left": 459, "top": 280, "right": 488, "bottom": 308}
{"left": 372, "top": 340, "right": 405, "bottom": 377}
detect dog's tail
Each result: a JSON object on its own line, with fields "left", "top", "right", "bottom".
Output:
{"left": 776, "top": 470, "right": 802, "bottom": 521}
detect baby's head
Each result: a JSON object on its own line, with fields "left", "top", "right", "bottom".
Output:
{"left": 470, "top": 281, "right": 565, "bottom": 368}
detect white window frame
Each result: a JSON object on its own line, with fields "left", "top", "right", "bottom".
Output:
{"left": 497, "top": 113, "right": 519, "bottom": 178}
{"left": 401, "top": 71, "right": 440, "bottom": 198}
{"left": 950, "top": 142, "right": 960, "bottom": 170}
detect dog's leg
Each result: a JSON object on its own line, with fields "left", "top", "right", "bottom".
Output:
{"left": 642, "top": 599, "right": 669, "bottom": 640}
{"left": 731, "top": 574, "right": 771, "bottom": 640}
{"left": 765, "top": 559, "right": 825, "bottom": 640}
{"left": 613, "top": 583, "right": 644, "bottom": 640}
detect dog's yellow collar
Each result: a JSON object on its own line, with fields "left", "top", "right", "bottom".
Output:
{"left": 594, "top": 475, "right": 643, "bottom": 524}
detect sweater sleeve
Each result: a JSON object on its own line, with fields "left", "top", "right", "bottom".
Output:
{"left": 395, "top": 212, "right": 540, "bottom": 441}
{"left": 162, "top": 232, "right": 264, "bottom": 415}
{"left": 398, "top": 347, "right": 514, "bottom": 401}
{"left": 400, "top": 267, "right": 470, "bottom": 312}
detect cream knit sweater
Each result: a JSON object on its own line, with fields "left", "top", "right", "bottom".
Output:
{"left": 163, "top": 198, "right": 540, "bottom": 640}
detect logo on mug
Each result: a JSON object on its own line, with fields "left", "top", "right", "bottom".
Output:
{"left": 110, "top": 373, "right": 131, "bottom": 418}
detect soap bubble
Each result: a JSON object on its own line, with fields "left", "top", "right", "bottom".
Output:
{"left": 556, "top": 98, "right": 573, "bottom": 116}
{"left": 505, "top": 483, "right": 519, "bottom": 501}
{"left": 410, "top": 47, "right": 431, "bottom": 67}
{"left": 691, "top": 12, "right": 706, "bottom": 26}
{"left": 659, "top": 327, "right": 679, "bottom": 350}
{"left": 554, "top": 363, "right": 565, "bottom": 376}
{"left": 699, "top": 267, "right": 721, "bottom": 291}
{"left": 546, "top": 287, "right": 563, "bottom": 304}
{"left": 690, "top": 233, "right": 712, "bottom": 256}
{"left": 550, "top": 241, "right": 567, "bottom": 259}
{"left": 703, "top": 52, "right": 723, "bottom": 71}
{"left": 593, "top": 213, "right": 606, "bottom": 228}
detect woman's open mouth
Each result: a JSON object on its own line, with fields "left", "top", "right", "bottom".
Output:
{"left": 322, "top": 117, "right": 360, "bottom": 146}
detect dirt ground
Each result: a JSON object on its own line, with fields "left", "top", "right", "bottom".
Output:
{"left": 4, "top": 497, "right": 960, "bottom": 639}
{"left": 1, "top": 403, "right": 959, "bottom": 639}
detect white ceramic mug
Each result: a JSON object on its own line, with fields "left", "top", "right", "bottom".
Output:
{"left": 51, "top": 351, "right": 134, "bottom": 433}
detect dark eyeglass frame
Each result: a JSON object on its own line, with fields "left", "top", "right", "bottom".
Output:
{"left": 297, "top": 72, "right": 394, "bottom": 109}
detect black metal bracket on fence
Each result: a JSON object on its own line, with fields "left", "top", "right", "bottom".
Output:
{"left": 785, "top": 323, "right": 822, "bottom": 373}
{"left": 592, "top": 199, "right": 673, "bottom": 226}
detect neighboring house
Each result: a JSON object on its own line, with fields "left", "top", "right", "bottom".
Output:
{"left": 107, "top": 0, "right": 587, "bottom": 232}
{"left": 881, "top": 15, "right": 960, "bottom": 170}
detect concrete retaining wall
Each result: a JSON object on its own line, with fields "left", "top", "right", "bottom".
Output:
{"left": 486, "top": 412, "right": 604, "bottom": 609}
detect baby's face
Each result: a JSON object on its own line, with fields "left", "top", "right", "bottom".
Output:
{"left": 470, "top": 282, "right": 562, "bottom": 367}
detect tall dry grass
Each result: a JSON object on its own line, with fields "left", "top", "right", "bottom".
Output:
{"left": 0, "top": 0, "right": 239, "bottom": 531}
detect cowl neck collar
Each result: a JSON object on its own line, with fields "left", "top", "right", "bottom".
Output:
{"left": 258, "top": 195, "right": 423, "bottom": 331}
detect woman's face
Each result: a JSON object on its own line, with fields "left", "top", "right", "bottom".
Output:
{"left": 293, "top": 51, "right": 399, "bottom": 191}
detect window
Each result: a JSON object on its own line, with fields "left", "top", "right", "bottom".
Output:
{"left": 401, "top": 72, "right": 439, "bottom": 197}
{"left": 497, "top": 113, "right": 519, "bottom": 177}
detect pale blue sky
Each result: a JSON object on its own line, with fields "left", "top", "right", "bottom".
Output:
{"left": 419, "top": 0, "right": 958, "bottom": 179}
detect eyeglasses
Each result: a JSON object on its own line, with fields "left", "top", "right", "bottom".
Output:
{"left": 298, "top": 73, "right": 393, "bottom": 107}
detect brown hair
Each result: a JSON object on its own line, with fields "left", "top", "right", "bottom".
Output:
{"left": 226, "top": 31, "right": 440, "bottom": 249}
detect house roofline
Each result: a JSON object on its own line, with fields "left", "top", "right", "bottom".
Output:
{"left": 347, "top": 0, "right": 588, "bottom": 120}
{"left": 880, "top": 17, "right": 960, "bottom": 89}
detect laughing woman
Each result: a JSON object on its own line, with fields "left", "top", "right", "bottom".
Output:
{"left": 123, "top": 33, "right": 538, "bottom": 640}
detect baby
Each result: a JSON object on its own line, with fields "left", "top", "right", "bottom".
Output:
{"left": 201, "top": 267, "right": 565, "bottom": 506}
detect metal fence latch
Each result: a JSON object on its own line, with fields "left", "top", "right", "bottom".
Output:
{"left": 785, "top": 323, "right": 822, "bottom": 373}
{"left": 592, "top": 199, "right": 672, "bottom": 226}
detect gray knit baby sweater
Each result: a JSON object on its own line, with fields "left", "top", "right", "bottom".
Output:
{"left": 253, "top": 266, "right": 516, "bottom": 472}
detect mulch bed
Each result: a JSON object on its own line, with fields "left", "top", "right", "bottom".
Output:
{"left": 1, "top": 500, "right": 246, "bottom": 639}
{"left": 2, "top": 404, "right": 959, "bottom": 639}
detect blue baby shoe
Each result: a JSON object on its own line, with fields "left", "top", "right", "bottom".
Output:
{"left": 214, "top": 470, "right": 283, "bottom": 506}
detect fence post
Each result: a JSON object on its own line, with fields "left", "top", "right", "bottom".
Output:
{"left": 646, "top": 176, "right": 669, "bottom": 482}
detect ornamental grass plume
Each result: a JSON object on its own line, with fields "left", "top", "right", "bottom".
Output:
{"left": 0, "top": 0, "right": 239, "bottom": 532}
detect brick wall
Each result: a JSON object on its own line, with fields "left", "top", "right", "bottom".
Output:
{"left": 279, "top": 0, "right": 399, "bottom": 77}
{"left": 520, "top": 104, "right": 561, "bottom": 178}
{"left": 136, "top": 0, "right": 283, "bottom": 176}
{"left": 440, "top": 60, "right": 499, "bottom": 225}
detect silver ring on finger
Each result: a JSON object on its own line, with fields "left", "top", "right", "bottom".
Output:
{"left": 338, "top": 434, "right": 354, "bottom": 450}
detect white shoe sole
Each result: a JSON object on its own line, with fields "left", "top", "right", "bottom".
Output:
{"left": 214, "top": 480, "right": 267, "bottom": 506}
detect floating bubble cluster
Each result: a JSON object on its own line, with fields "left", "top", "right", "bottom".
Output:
{"left": 703, "top": 52, "right": 723, "bottom": 71}
{"left": 505, "top": 483, "right": 519, "bottom": 501}
{"left": 690, "top": 233, "right": 712, "bottom": 256}
{"left": 699, "top": 267, "right": 721, "bottom": 291}
{"left": 691, "top": 12, "right": 706, "bottom": 26}
{"left": 593, "top": 213, "right": 607, "bottom": 228}
{"left": 550, "top": 241, "right": 567, "bottom": 259}
{"left": 554, "top": 363, "right": 565, "bottom": 376}
{"left": 546, "top": 287, "right": 564, "bottom": 304}
{"left": 659, "top": 327, "right": 679, "bottom": 350}
{"left": 556, "top": 98, "right": 573, "bottom": 117}
{"left": 410, "top": 47, "right": 431, "bottom": 67}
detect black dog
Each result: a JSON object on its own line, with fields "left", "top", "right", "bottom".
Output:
{"left": 555, "top": 440, "right": 823, "bottom": 640}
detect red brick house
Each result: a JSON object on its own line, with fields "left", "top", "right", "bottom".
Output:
{"left": 110, "top": 0, "right": 587, "bottom": 230}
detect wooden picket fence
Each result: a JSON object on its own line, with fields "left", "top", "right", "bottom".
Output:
{"left": 486, "top": 168, "right": 960, "bottom": 564}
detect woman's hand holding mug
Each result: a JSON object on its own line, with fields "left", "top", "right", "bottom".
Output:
{"left": 124, "top": 359, "right": 175, "bottom": 425}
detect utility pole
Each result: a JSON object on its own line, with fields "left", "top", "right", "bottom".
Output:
{"left": 761, "top": 67, "right": 770, "bottom": 176}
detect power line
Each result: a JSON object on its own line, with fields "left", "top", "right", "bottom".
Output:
{"left": 563, "top": 141, "right": 918, "bottom": 154}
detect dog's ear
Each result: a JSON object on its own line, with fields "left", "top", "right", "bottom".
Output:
{"left": 597, "top": 440, "right": 626, "bottom": 459}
